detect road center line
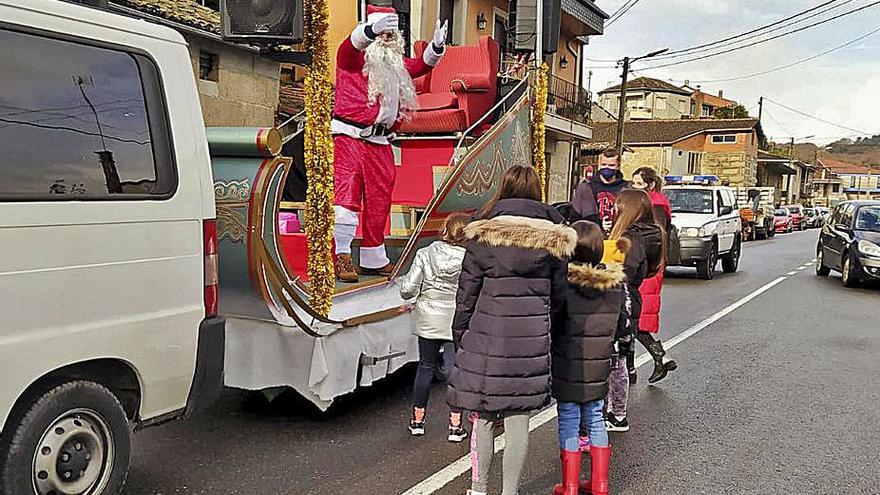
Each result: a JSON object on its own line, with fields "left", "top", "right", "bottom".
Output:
{"left": 400, "top": 275, "right": 789, "bottom": 495}
{"left": 787, "top": 271, "right": 798, "bottom": 275}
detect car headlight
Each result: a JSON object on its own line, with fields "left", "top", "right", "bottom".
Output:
{"left": 680, "top": 227, "right": 700, "bottom": 237}
{"left": 698, "top": 225, "right": 716, "bottom": 237}
{"left": 858, "top": 240, "right": 880, "bottom": 258}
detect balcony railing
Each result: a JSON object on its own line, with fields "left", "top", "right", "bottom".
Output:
{"left": 546, "top": 74, "right": 592, "bottom": 125}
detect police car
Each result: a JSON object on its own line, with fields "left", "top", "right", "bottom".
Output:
{"left": 664, "top": 175, "right": 742, "bottom": 280}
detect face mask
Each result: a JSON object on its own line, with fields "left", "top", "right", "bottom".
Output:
{"left": 598, "top": 168, "right": 617, "bottom": 180}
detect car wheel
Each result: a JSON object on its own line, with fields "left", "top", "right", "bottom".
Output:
{"left": 0, "top": 381, "right": 131, "bottom": 495}
{"left": 722, "top": 237, "right": 741, "bottom": 273}
{"left": 841, "top": 254, "right": 859, "bottom": 288}
{"left": 815, "top": 247, "right": 830, "bottom": 276}
{"left": 696, "top": 242, "right": 717, "bottom": 280}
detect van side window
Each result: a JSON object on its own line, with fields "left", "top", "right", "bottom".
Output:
{"left": 0, "top": 28, "right": 175, "bottom": 199}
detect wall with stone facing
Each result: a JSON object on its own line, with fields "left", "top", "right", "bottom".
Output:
{"left": 185, "top": 35, "right": 280, "bottom": 127}
{"left": 701, "top": 152, "right": 757, "bottom": 187}
{"left": 621, "top": 146, "right": 666, "bottom": 179}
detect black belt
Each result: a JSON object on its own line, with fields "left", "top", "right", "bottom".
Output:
{"left": 332, "top": 115, "right": 394, "bottom": 138}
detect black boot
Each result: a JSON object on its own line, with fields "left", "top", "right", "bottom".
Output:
{"left": 646, "top": 340, "right": 677, "bottom": 383}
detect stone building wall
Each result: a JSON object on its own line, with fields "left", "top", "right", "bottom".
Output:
{"left": 701, "top": 152, "right": 757, "bottom": 187}
{"left": 185, "top": 35, "right": 280, "bottom": 127}
{"left": 621, "top": 146, "right": 665, "bottom": 179}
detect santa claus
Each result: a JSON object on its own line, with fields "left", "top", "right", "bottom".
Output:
{"left": 332, "top": 5, "right": 448, "bottom": 282}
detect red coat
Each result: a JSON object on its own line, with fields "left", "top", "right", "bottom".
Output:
{"left": 638, "top": 191, "right": 670, "bottom": 333}
{"left": 333, "top": 34, "right": 439, "bottom": 129}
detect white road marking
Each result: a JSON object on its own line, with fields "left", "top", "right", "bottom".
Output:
{"left": 787, "top": 271, "right": 798, "bottom": 275}
{"left": 401, "top": 275, "right": 789, "bottom": 495}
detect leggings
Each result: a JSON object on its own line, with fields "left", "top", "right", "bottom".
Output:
{"left": 605, "top": 354, "right": 629, "bottom": 419}
{"left": 412, "top": 337, "right": 459, "bottom": 412}
{"left": 470, "top": 412, "right": 531, "bottom": 495}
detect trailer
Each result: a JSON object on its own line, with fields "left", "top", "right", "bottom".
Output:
{"left": 736, "top": 187, "right": 776, "bottom": 240}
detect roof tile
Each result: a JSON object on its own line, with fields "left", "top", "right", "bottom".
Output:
{"left": 591, "top": 118, "right": 761, "bottom": 145}
{"left": 115, "top": 0, "right": 220, "bottom": 35}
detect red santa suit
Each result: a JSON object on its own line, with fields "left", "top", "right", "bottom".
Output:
{"left": 332, "top": 6, "right": 444, "bottom": 270}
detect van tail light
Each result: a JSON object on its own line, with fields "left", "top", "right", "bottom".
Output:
{"left": 203, "top": 219, "right": 219, "bottom": 318}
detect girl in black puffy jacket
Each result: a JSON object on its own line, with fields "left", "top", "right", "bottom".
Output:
{"left": 604, "top": 189, "right": 665, "bottom": 433}
{"left": 449, "top": 165, "right": 575, "bottom": 495}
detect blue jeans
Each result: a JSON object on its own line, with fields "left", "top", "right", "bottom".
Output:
{"left": 557, "top": 400, "right": 608, "bottom": 452}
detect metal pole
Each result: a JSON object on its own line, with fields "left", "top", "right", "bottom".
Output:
{"left": 535, "top": 0, "right": 543, "bottom": 67}
{"left": 615, "top": 56, "right": 630, "bottom": 155}
{"left": 758, "top": 96, "right": 763, "bottom": 123}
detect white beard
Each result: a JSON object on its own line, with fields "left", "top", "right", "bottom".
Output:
{"left": 363, "top": 33, "right": 418, "bottom": 117}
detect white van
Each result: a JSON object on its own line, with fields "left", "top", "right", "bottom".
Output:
{"left": 665, "top": 176, "right": 743, "bottom": 280}
{"left": 0, "top": 1, "right": 224, "bottom": 493}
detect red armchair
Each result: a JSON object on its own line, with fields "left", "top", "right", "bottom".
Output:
{"left": 399, "top": 36, "right": 500, "bottom": 134}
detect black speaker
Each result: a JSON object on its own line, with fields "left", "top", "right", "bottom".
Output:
{"left": 221, "top": 0, "right": 303, "bottom": 44}
{"left": 542, "top": 0, "right": 561, "bottom": 54}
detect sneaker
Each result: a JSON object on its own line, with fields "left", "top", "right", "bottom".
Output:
{"left": 448, "top": 425, "right": 468, "bottom": 443}
{"left": 409, "top": 418, "right": 425, "bottom": 436}
{"left": 605, "top": 414, "right": 629, "bottom": 432}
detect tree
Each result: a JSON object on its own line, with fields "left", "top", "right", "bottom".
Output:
{"left": 713, "top": 104, "right": 749, "bottom": 119}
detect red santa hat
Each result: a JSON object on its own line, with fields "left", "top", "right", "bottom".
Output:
{"left": 366, "top": 5, "right": 397, "bottom": 27}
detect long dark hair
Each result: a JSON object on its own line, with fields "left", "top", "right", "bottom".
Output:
{"left": 478, "top": 165, "right": 543, "bottom": 218}
{"left": 611, "top": 189, "right": 667, "bottom": 277}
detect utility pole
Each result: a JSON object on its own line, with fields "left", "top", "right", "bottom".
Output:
{"left": 758, "top": 96, "right": 763, "bottom": 123}
{"left": 535, "top": 0, "right": 543, "bottom": 67}
{"left": 586, "top": 70, "right": 593, "bottom": 121}
{"left": 788, "top": 137, "right": 795, "bottom": 203}
{"left": 614, "top": 57, "right": 630, "bottom": 155}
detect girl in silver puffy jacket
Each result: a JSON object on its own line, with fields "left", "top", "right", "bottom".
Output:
{"left": 399, "top": 213, "right": 470, "bottom": 442}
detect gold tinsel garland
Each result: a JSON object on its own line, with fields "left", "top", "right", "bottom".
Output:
{"left": 303, "top": 0, "right": 334, "bottom": 316}
{"left": 531, "top": 64, "right": 549, "bottom": 200}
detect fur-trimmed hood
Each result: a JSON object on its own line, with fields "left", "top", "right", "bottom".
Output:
{"left": 464, "top": 215, "right": 577, "bottom": 259}
{"left": 567, "top": 262, "right": 625, "bottom": 291}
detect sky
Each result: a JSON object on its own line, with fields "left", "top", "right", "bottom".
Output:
{"left": 584, "top": 0, "right": 880, "bottom": 145}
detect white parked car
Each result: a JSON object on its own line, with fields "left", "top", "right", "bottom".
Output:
{"left": 665, "top": 176, "right": 743, "bottom": 280}
{"left": 0, "top": 1, "right": 224, "bottom": 493}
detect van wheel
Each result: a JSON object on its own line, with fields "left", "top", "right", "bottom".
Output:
{"left": 721, "top": 237, "right": 741, "bottom": 273}
{"left": 0, "top": 381, "right": 131, "bottom": 495}
{"left": 696, "top": 243, "right": 717, "bottom": 280}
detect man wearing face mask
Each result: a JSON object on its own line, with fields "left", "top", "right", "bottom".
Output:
{"left": 570, "top": 148, "right": 629, "bottom": 232}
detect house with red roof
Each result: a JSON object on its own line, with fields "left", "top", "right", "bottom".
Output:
{"left": 818, "top": 158, "right": 880, "bottom": 203}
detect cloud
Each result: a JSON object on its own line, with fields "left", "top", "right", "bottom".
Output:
{"left": 586, "top": 0, "right": 880, "bottom": 143}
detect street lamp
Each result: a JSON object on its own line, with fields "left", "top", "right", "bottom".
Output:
{"left": 615, "top": 48, "right": 670, "bottom": 154}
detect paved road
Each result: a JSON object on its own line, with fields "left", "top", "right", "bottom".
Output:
{"left": 126, "top": 229, "right": 880, "bottom": 495}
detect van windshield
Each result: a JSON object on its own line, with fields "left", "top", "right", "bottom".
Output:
{"left": 667, "top": 189, "right": 714, "bottom": 214}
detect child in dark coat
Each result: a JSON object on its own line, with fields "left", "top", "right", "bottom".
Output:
{"left": 551, "top": 221, "right": 625, "bottom": 495}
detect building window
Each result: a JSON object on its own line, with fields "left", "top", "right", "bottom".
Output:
{"left": 678, "top": 99, "right": 688, "bottom": 115}
{"left": 199, "top": 50, "right": 219, "bottom": 82}
{"left": 711, "top": 134, "right": 737, "bottom": 144}
{"left": 690, "top": 100, "right": 696, "bottom": 115}
{"left": 492, "top": 9, "right": 508, "bottom": 50}
{"left": 195, "top": 0, "right": 219, "bottom": 11}
{"left": 0, "top": 27, "right": 175, "bottom": 199}
{"left": 832, "top": 184, "right": 840, "bottom": 193}
{"left": 656, "top": 97, "right": 667, "bottom": 110}
{"left": 701, "top": 104, "right": 712, "bottom": 117}
{"left": 687, "top": 152, "right": 702, "bottom": 174}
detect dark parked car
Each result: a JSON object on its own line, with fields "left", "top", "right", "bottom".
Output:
{"left": 816, "top": 200, "right": 880, "bottom": 287}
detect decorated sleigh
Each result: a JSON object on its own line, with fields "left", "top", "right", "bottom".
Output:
{"left": 211, "top": 36, "right": 548, "bottom": 409}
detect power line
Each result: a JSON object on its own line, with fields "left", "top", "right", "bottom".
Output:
{"left": 654, "top": 0, "right": 849, "bottom": 59}
{"left": 654, "top": 24, "right": 880, "bottom": 84}
{"left": 0, "top": 117, "right": 151, "bottom": 145}
{"left": 606, "top": 0, "right": 643, "bottom": 27}
{"left": 763, "top": 109, "right": 794, "bottom": 136}
{"left": 606, "top": 0, "right": 637, "bottom": 23}
{"left": 763, "top": 97, "right": 875, "bottom": 136}
{"left": 637, "top": 0, "right": 880, "bottom": 70}
{"left": 582, "top": 0, "right": 852, "bottom": 63}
